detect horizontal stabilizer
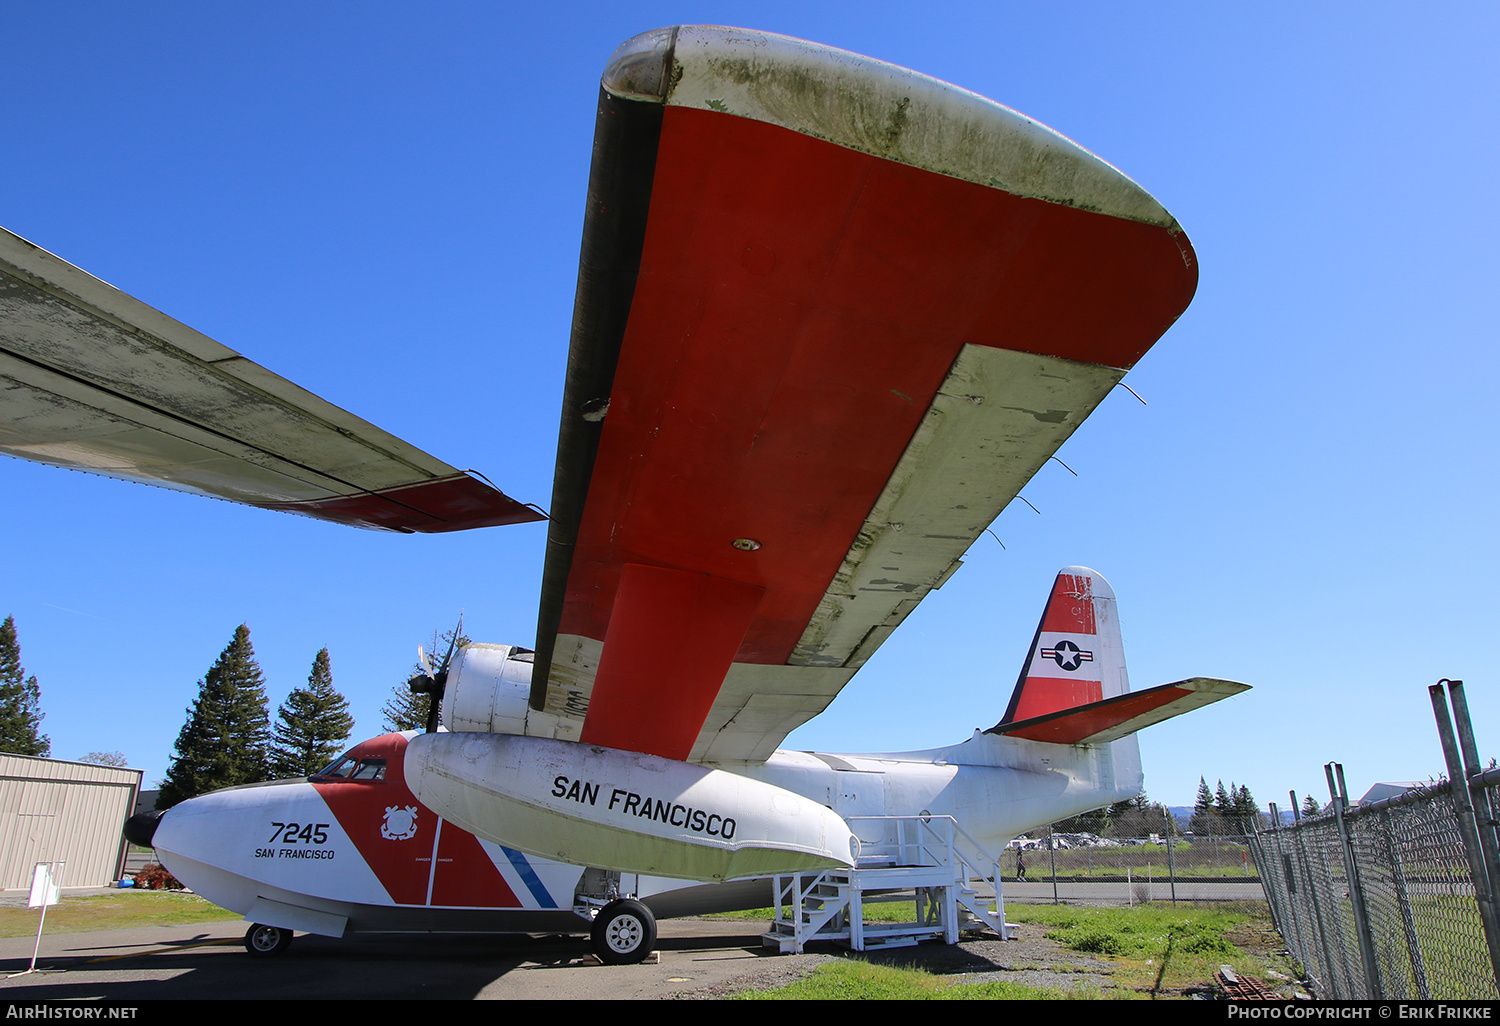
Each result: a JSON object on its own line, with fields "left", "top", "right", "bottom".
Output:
{"left": 987, "top": 677, "right": 1249, "bottom": 745}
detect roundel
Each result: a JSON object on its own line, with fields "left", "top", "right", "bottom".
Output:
{"left": 381, "top": 805, "right": 419, "bottom": 840}
{"left": 1048, "top": 639, "right": 1091, "bottom": 672}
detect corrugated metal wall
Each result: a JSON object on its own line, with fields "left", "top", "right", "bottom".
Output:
{"left": 0, "top": 754, "right": 143, "bottom": 890}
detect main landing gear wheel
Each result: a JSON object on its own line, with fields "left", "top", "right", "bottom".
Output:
{"left": 244, "top": 923, "right": 293, "bottom": 957}
{"left": 590, "top": 899, "right": 656, "bottom": 965}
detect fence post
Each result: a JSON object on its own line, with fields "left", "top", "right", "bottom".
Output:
{"left": 1447, "top": 681, "right": 1500, "bottom": 899}
{"left": 1429, "top": 683, "right": 1500, "bottom": 991}
{"left": 1047, "top": 823, "right": 1058, "bottom": 905}
{"left": 1326, "top": 762, "right": 1383, "bottom": 998}
{"left": 1165, "top": 806, "right": 1178, "bottom": 905}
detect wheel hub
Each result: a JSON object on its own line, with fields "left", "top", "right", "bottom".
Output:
{"left": 605, "top": 915, "right": 642, "bottom": 953}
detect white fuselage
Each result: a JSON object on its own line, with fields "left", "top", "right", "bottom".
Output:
{"left": 150, "top": 644, "right": 1142, "bottom": 937}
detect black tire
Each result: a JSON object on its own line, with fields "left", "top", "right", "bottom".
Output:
{"left": 590, "top": 899, "right": 655, "bottom": 965}
{"left": 243, "top": 923, "right": 293, "bottom": 957}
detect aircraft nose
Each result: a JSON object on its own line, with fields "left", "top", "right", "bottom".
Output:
{"left": 123, "top": 809, "right": 163, "bottom": 848}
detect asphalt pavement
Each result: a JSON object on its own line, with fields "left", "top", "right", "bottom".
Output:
{"left": 0, "top": 915, "right": 832, "bottom": 1001}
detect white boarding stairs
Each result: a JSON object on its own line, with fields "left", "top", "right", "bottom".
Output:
{"left": 763, "top": 815, "right": 1013, "bottom": 953}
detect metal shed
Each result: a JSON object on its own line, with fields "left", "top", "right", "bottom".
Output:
{"left": 0, "top": 753, "right": 143, "bottom": 890}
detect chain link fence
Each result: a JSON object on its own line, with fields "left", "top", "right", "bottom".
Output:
{"left": 996, "top": 682, "right": 1500, "bottom": 1001}
{"left": 1244, "top": 682, "right": 1500, "bottom": 1000}
{"left": 1250, "top": 772, "right": 1500, "bottom": 1000}
{"left": 999, "top": 819, "right": 1270, "bottom": 917}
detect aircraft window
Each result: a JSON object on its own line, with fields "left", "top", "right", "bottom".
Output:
{"left": 349, "top": 758, "right": 386, "bottom": 780}
{"left": 312, "top": 756, "right": 384, "bottom": 781}
{"left": 314, "top": 756, "right": 357, "bottom": 779}
{"left": 510, "top": 648, "right": 535, "bottom": 663}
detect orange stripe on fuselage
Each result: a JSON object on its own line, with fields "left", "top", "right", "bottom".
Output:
{"left": 311, "top": 734, "right": 520, "bottom": 908}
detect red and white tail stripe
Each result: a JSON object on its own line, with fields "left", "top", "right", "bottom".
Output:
{"left": 1001, "top": 567, "right": 1129, "bottom": 723}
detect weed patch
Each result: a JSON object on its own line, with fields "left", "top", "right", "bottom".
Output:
{"left": 734, "top": 960, "right": 1103, "bottom": 1000}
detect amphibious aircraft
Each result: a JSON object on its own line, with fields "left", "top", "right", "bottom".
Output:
{"left": 4, "top": 26, "right": 1246, "bottom": 964}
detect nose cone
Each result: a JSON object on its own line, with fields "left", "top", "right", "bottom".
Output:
{"left": 123, "top": 809, "right": 163, "bottom": 848}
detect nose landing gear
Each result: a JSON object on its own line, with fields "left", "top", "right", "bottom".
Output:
{"left": 244, "top": 923, "right": 293, "bottom": 957}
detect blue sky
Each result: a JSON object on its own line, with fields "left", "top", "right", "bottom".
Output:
{"left": 2, "top": 2, "right": 1496, "bottom": 812}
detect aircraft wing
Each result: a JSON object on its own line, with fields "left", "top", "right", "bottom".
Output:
{"left": 0, "top": 229, "right": 541, "bottom": 533}
{"left": 528, "top": 27, "right": 1199, "bottom": 763}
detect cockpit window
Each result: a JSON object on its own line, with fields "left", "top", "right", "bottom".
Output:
{"left": 349, "top": 758, "right": 386, "bottom": 780}
{"left": 510, "top": 648, "right": 535, "bottom": 663}
{"left": 312, "top": 756, "right": 385, "bottom": 782}
{"left": 314, "top": 755, "right": 355, "bottom": 779}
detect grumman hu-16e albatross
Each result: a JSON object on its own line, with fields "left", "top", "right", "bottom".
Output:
{"left": 2, "top": 27, "right": 1246, "bottom": 964}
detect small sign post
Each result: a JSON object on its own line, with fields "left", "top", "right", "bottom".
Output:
{"left": 9, "top": 861, "right": 64, "bottom": 977}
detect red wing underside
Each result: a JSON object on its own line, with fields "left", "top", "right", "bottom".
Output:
{"left": 991, "top": 678, "right": 1250, "bottom": 745}
{"left": 540, "top": 34, "right": 1199, "bottom": 766}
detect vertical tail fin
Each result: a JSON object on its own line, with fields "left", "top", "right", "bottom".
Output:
{"left": 990, "top": 567, "right": 1248, "bottom": 745}
{"left": 999, "top": 566, "right": 1127, "bottom": 724}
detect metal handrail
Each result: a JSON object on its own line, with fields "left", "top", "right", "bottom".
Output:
{"left": 846, "top": 814, "right": 1004, "bottom": 891}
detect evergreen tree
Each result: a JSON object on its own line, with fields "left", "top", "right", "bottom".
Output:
{"left": 381, "top": 624, "right": 469, "bottom": 733}
{"left": 1214, "top": 779, "right": 1233, "bottom": 816}
{"left": 1107, "top": 792, "right": 1167, "bottom": 838}
{"left": 381, "top": 681, "right": 429, "bottom": 734}
{"left": 1234, "top": 783, "right": 1260, "bottom": 833}
{"left": 0, "top": 615, "right": 50, "bottom": 756}
{"left": 270, "top": 648, "right": 354, "bottom": 777}
{"left": 158, "top": 625, "right": 271, "bottom": 808}
{"left": 1190, "top": 777, "right": 1217, "bottom": 834}
{"left": 1302, "top": 793, "right": 1323, "bottom": 818}
{"left": 1194, "top": 777, "right": 1213, "bottom": 814}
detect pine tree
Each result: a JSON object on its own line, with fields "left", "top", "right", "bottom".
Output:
{"left": 1190, "top": 777, "right": 1217, "bottom": 835}
{"left": 380, "top": 681, "right": 429, "bottom": 734}
{"left": 1302, "top": 792, "right": 1323, "bottom": 818}
{"left": 1214, "top": 779, "right": 1233, "bottom": 815}
{"left": 270, "top": 648, "right": 354, "bottom": 777}
{"left": 1231, "top": 783, "right": 1259, "bottom": 834}
{"left": 0, "top": 615, "right": 50, "bottom": 757}
{"left": 1107, "top": 792, "right": 1162, "bottom": 837}
{"left": 381, "top": 624, "right": 469, "bottom": 733}
{"left": 158, "top": 624, "right": 271, "bottom": 809}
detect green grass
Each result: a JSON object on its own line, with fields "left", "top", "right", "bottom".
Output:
{"left": 1011, "top": 842, "right": 1260, "bottom": 879}
{"left": 729, "top": 901, "right": 1292, "bottom": 999}
{"left": 734, "top": 960, "right": 1119, "bottom": 1000}
{"left": 0, "top": 891, "right": 242, "bottom": 938}
{"left": 1007, "top": 902, "right": 1282, "bottom": 992}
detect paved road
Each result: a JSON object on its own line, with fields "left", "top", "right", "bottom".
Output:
{"left": 0, "top": 880, "right": 1266, "bottom": 1001}
{"left": 0, "top": 918, "right": 833, "bottom": 1001}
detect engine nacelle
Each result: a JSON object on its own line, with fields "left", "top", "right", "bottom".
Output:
{"left": 404, "top": 732, "right": 858, "bottom": 882}
{"left": 440, "top": 643, "right": 533, "bottom": 735}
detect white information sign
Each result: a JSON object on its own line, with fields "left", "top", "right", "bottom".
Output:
{"left": 27, "top": 862, "right": 60, "bottom": 908}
